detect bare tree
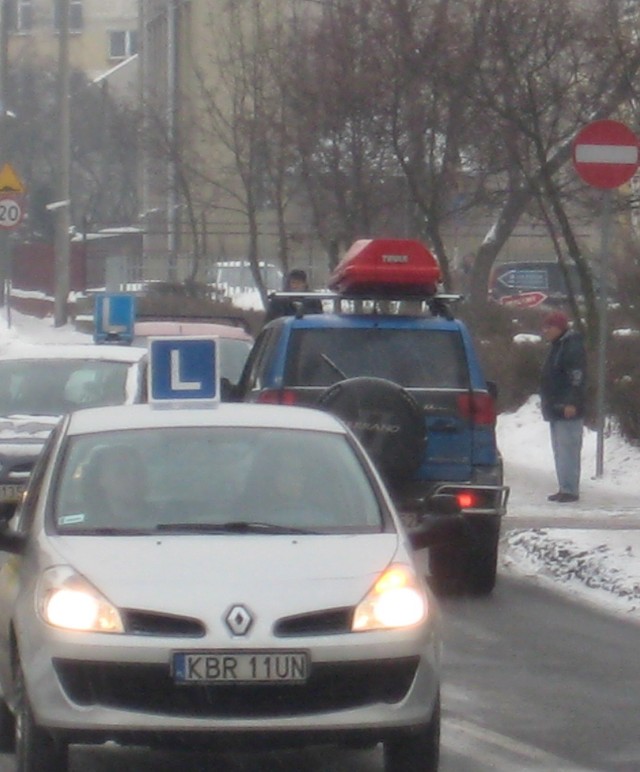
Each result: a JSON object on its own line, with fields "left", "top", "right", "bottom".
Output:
{"left": 6, "top": 60, "right": 139, "bottom": 237}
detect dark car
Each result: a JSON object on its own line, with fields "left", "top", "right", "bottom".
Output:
{"left": 0, "top": 343, "right": 147, "bottom": 517}
{"left": 236, "top": 239, "right": 509, "bottom": 596}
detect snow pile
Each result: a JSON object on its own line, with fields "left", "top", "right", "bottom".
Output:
{"left": 503, "top": 528, "right": 640, "bottom": 615}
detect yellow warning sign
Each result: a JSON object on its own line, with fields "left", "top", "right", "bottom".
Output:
{"left": 0, "top": 163, "right": 25, "bottom": 194}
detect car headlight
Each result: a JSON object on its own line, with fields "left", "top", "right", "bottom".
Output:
{"left": 352, "top": 564, "right": 428, "bottom": 632}
{"left": 38, "top": 566, "right": 124, "bottom": 633}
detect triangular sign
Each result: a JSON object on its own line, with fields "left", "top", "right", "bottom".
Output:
{"left": 0, "top": 163, "right": 25, "bottom": 193}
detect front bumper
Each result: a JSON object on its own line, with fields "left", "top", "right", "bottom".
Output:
{"left": 16, "top": 622, "right": 440, "bottom": 747}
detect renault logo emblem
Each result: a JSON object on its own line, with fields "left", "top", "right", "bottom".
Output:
{"left": 225, "top": 605, "right": 253, "bottom": 636}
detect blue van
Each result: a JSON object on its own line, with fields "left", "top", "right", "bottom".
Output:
{"left": 237, "top": 240, "right": 509, "bottom": 595}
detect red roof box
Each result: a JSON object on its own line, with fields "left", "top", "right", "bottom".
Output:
{"left": 328, "top": 239, "right": 441, "bottom": 298}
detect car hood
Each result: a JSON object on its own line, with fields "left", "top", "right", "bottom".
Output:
{"left": 49, "top": 533, "right": 403, "bottom": 629}
{"left": 0, "top": 415, "right": 59, "bottom": 443}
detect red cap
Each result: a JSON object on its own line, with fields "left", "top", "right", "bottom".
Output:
{"left": 542, "top": 311, "right": 569, "bottom": 332}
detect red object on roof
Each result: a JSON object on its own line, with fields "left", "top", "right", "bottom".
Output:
{"left": 328, "top": 239, "right": 441, "bottom": 297}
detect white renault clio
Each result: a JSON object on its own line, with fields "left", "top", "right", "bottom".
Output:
{"left": 0, "top": 400, "right": 450, "bottom": 772}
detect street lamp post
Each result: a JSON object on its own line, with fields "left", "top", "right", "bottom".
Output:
{"left": 53, "top": 0, "right": 71, "bottom": 327}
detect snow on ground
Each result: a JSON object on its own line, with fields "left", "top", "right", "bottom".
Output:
{"left": 498, "top": 397, "right": 640, "bottom": 621}
{"left": 0, "top": 308, "right": 638, "bottom": 622}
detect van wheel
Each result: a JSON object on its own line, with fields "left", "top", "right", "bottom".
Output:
{"left": 15, "top": 662, "right": 68, "bottom": 772}
{"left": 383, "top": 694, "right": 440, "bottom": 772}
{"left": 465, "top": 517, "right": 501, "bottom": 596}
{"left": 428, "top": 519, "right": 500, "bottom": 597}
{"left": 428, "top": 541, "right": 466, "bottom": 596}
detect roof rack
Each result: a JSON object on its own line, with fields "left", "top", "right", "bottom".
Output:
{"left": 267, "top": 291, "right": 463, "bottom": 319}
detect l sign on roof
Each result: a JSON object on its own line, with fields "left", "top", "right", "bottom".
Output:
{"left": 148, "top": 337, "right": 219, "bottom": 404}
{"left": 572, "top": 120, "right": 639, "bottom": 189}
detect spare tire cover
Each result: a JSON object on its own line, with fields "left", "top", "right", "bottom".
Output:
{"left": 318, "top": 376, "right": 426, "bottom": 483}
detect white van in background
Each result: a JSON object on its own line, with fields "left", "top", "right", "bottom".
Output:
{"left": 209, "top": 261, "right": 283, "bottom": 309}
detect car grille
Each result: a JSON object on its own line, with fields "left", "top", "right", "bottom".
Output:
{"left": 274, "top": 607, "right": 353, "bottom": 636}
{"left": 122, "top": 610, "right": 205, "bottom": 637}
{"left": 53, "top": 657, "right": 419, "bottom": 717}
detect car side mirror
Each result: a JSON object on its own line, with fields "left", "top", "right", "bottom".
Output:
{"left": 0, "top": 518, "right": 26, "bottom": 555}
{"left": 220, "top": 377, "right": 239, "bottom": 402}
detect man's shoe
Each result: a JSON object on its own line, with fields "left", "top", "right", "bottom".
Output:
{"left": 547, "top": 492, "right": 562, "bottom": 501}
{"left": 556, "top": 493, "right": 579, "bottom": 503}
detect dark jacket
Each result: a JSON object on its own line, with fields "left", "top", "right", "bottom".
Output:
{"left": 540, "top": 329, "right": 587, "bottom": 421}
{"left": 264, "top": 293, "right": 323, "bottom": 324}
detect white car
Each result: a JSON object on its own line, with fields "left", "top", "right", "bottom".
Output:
{"left": 0, "top": 402, "right": 448, "bottom": 771}
{"left": 0, "top": 344, "right": 147, "bottom": 516}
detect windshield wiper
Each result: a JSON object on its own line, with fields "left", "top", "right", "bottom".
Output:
{"left": 321, "top": 353, "right": 348, "bottom": 380}
{"left": 57, "top": 527, "right": 154, "bottom": 536}
{"left": 155, "top": 521, "right": 319, "bottom": 535}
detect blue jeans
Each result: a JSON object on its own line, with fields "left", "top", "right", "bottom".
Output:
{"left": 549, "top": 419, "right": 583, "bottom": 496}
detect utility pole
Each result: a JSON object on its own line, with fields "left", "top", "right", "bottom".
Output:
{"left": 53, "top": 0, "right": 71, "bottom": 327}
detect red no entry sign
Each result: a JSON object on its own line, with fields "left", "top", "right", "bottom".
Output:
{"left": 572, "top": 120, "right": 639, "bottom": 189}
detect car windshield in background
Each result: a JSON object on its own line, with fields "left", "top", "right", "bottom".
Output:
{"left": 0, "top": 360, "right": 131, "bottom": 417}
{"left": 285, "top": 328, "right": 470, "bottom": 389}
{"left": 218, "top": 338, "right": 253, "bottom": 383}
{"left": 53, "top": 427, "right": 383, "bottom": 535}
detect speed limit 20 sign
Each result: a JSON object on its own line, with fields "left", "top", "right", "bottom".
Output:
{"left": 0, "top": 195, "right": 24, "bottom": 229}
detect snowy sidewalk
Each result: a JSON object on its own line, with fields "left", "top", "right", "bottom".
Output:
{"left": 498, "top": 399, "right": 640, "bottom": 621}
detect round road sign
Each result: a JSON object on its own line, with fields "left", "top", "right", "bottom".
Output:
{"left": 572, "top": 120, "right": 639, "bottom": 189}
{"left": 0, "top": 195, "right": 23, "bottom": 229}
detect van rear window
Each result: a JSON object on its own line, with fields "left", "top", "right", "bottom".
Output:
{"left": 285, "top": 328, "right": 469, "bottom": 389}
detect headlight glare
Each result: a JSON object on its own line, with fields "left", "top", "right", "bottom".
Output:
{"left": 352, "top": 564, "right": 427, "bottom": 631}
{"left": 38, "top": 567, "right": 124, "bottom": 633}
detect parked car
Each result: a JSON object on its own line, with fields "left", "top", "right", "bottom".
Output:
{"left": 236, "top": 238, "right": 509, "bottom": 595}
{"left": 0, "top": 401, "right": 447, "bottom": 770}
{"left": 132, "top": 319, "right": 253, "bottom": 386}
{"left": 0, "top": 344, "right": 147, "bottom": 517}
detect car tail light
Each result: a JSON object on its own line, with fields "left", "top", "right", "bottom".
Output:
{"left": 456, "top": 491, "right": 480, "bottom": 509}
{"left": 257, "top": 389, "right": 298, "bottom": 405}
{"left": 457, "top": 392, "right": 496, "bottom": 426}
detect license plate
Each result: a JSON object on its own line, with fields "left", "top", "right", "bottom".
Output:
{"left": 0, "top": 484, "right": 24, "bottom": 503}
{"left": 172, "top": 650, "right": 309, "bottom": 684}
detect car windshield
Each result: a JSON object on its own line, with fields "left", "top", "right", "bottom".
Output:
{"left": 0, "top": 359, "right": 131, "bottom": 417}
{"left": 286, "top": 328, "right": 469, "bottom": 389}
{"left": 52, "top": 427, "right": 383, "bottom": 535}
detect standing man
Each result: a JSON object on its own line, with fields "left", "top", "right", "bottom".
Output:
{"left": 264, "top": 269, "right": 323, "bottom": 324}
{"left": 540, "top": 311, "right": 587, "bottom": 503}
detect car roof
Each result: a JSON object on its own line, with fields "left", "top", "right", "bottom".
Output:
{"left": 134, "top": 320, "right": 253, "bottom": 341}
{"left": 0, "top": 343, "right": 147, "bottom": 363}
{"left": 66, "top": 403, "right": 348, "bottom": 436}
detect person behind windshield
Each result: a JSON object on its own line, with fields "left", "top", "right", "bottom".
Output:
{"left": 264, "top": 269, "right": 323, "bottom": 324}
{"left": 82, "top": 445, "right": 151, "bottom": 526}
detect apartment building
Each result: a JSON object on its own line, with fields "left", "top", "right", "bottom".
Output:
{"left": 6, "top": 0, "right": 139, "bottom": 78}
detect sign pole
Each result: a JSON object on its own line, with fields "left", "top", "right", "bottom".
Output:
{"left": 595, "top": 190, "right": 611, "bottom": 477}
{"left": 572, "top": 119, "right": 640, "bottom": 478}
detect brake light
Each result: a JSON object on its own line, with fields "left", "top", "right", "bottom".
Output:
{"left": 457, "top": 392, "right": 496, "bottom": 426}
{"left": 257, "top": 389, "right": 298, "bottom": 405}
{"left": 456, "top": 491, "right": 479, "bottom": 509}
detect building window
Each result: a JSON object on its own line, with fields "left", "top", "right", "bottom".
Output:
{"left": 54, "top": 0, "right": 83, "bottom": 33}
{"left": 6, "top": 0, "right": 33, "bottom": 33}
{"left": 109, "top": 30, "right": 138, "bottom": 60}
